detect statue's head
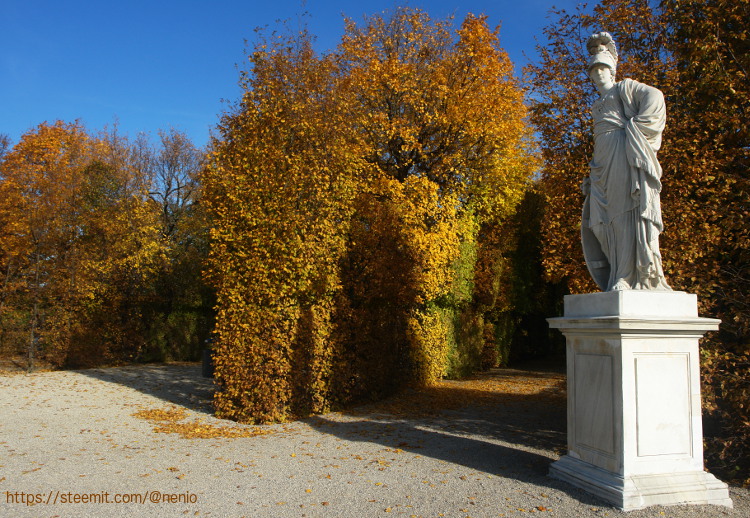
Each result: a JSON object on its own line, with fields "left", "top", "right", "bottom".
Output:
{"left": 586, "top": 32, "right": 618, "bottom": 81}
{"left": 588, "top": 52, "right": 616, "bottom": 80}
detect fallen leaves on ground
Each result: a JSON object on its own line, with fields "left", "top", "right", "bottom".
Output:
{"left": 351, "top": 368, "right": 566, "bottom": 418}
{"left": 131, "top": 367, "right": 563, "bottom": 437}
{"left": 132, "top": 406, "right": 273, "bottom": 439}
{"left": 132, "top": 407, "right": 187, "bottom": 422}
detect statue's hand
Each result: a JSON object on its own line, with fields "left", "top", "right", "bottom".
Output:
{"left": 581, "top": 177, "right": 591, "bottom": 196}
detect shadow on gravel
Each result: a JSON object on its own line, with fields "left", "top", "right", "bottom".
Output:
{"left": 306, "top": 411, "right": 561, "bottom": 475}
{"left": 77, "top": 363, "right": 606, "bottom": 504}
{"left": 295, "top": 365, "right": 608, "bottom": 503}
{"left": 303, "top": 392, "right": 603, "bottom": 506}
{"left": 79, "top": 363, "right": 215, "bottom": 414}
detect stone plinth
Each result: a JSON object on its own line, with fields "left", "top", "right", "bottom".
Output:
{"left": 547, "top": 291, "right": 732, "bottom": 511}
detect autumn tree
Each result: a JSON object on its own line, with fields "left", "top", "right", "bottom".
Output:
{"left": 0, "top": 122, "right": 103, "bottom": 366}
{"left": 0, "top": 134, "right": 10, "bottom": 161}
{"left": 661, "top": 0, "right": 750, "bottom": 483}
{"left": 140, "top": 128, "right": 213, "bottom": 362}
{"left": 0, "top": 121, "right": 166, "bottom": 368}
{"left": 339, "top": 9, "right": 538, "bottom": 379}
{"left": 204, "top": 22, "right": 370, "bottom": 422}
{"left": 80, "top": 125, "right": 214, "bottom": 362}
{"left": 204, "top": 8, "right": 537, "bottom": 423}
{"left": 147, "top": 128, "right": 204, "bottom": 240}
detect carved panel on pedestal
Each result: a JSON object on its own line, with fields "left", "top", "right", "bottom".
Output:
{"left": 634, "top": 353, "right": 692, "bottom": 457}
{"left": 574, "top": 353, "right": 615, "bottom": 455}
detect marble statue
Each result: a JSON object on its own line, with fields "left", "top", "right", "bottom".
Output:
{"left": 581, "top": 32, "right": 671, "bottom": 292}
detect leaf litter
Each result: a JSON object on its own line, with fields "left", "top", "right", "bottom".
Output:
{"left": 132, "top": 406, "right": 274, "bottom": 439}
{"left": 131, "top": 368, "right": 564, "bottom": 439}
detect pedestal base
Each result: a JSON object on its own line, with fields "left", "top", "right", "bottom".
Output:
{"left": 547, "top": 291, "right": 732, "bottom": 511}
{"left": 550, "top": 455, "right": 733, "bottom": 511}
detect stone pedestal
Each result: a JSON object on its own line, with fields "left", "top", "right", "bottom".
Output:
{"left": 547, "top": 291, "right": 732, "bottom": 511}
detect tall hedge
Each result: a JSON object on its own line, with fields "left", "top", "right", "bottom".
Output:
{"left": 204, "top": 9, "right": 537, "bottom": 423}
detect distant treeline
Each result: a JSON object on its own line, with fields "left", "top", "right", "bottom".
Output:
{"left": 0, "top": 123, "right": 214, "bottom": 368}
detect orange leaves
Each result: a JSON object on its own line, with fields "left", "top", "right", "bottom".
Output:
{"left": 133, "top": 407, "right": 188, "bottom": 423}
{"left": 351, "top": 368, "right": 566, "bottom": 419}
{"left": 205, "top": 24, "right": 363, "bottom": 422}
{"left": 0, "top": 121, "right": 169, "bottom": 368}
{"left": 132, "top": 406, "right": 274, "bottom": 439}
{"left": 342, "top": 8, "right": 535, "bottom": 213}
{"left": 205, "top": 8, "right": 536, "bottom": 424}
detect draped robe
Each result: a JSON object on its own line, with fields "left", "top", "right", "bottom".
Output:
{"left": 582, "top": 78, "right": 671, "bottom": 291}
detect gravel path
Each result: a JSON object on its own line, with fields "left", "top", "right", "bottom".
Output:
{"left": 0, "top": 364, "right": 746, "bottom": 517}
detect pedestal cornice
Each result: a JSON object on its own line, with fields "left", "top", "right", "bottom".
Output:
{"left": 547, "top": 316, "right": 720, "bottom": 334}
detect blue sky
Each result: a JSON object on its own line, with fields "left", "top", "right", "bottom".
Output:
{"left": 1, "top": 1, "right": 585, "bottom": 149}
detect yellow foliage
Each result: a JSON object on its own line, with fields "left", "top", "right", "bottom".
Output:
{"left": 133, "top": 406, "right": 273, "bottom": 439}
{"left": 0, "top": 121, "right": 166, "bottom": 367}
{"left": 406, "top": 308, "right": 451, "bottom": 385}
{"left": 204, "top": 8, "right": 537, "bottom": 423}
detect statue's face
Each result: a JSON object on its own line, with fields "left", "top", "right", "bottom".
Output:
{"left": 589, "top": 64, "right": 614, "bottom": 89}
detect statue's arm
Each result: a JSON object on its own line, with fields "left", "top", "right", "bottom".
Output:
{"left": 620, "top": 78, "right": 666, "bottom": 149}
{"left": 582, "top": 176, "right": 591, "bottom": 196}
{"left": 633, "top": 82, "right": 665, "bottom": 127}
